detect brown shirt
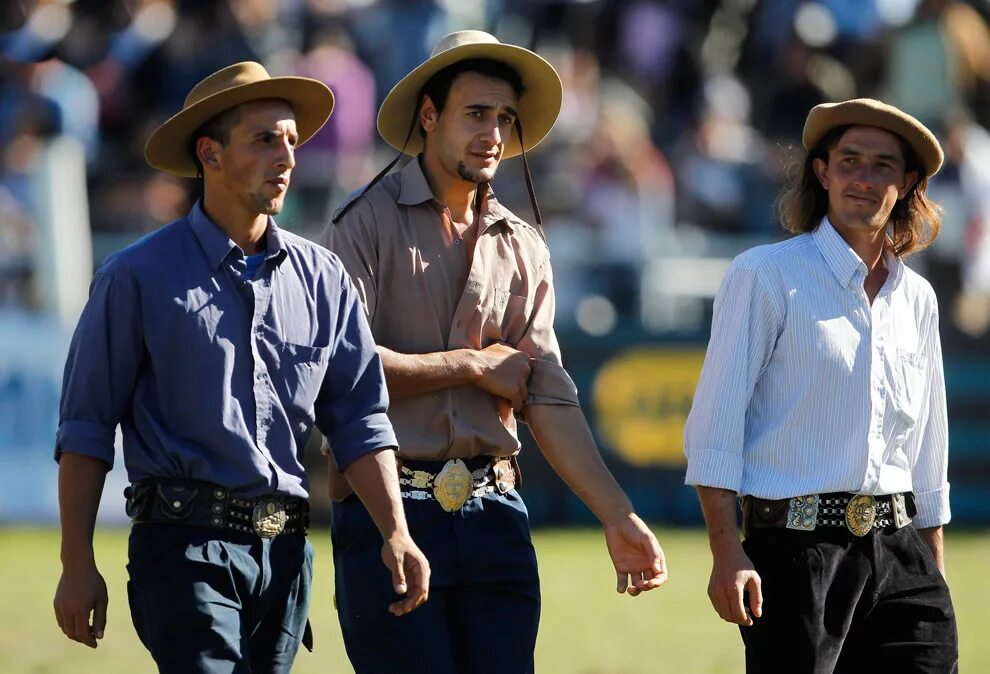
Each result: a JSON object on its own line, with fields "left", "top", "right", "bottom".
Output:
{"left": 318, "top": 158, "right": 579, "bottom": 497}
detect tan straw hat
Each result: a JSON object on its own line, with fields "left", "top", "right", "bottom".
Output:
{"left": 803, "top": 98, "right": 943, "bottom": 177}
{"left": 145, "top": 61, "right": 335, "bottom": 177}
{"left": 377, "top": 30, "right": 562, "bottom": 158}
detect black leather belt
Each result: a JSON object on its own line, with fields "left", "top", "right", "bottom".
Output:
{"left": 125, "top": 479, "right": 309, "bottom": 538}
{"left": 743, "top": 492, "right": 915, "bottom": 537}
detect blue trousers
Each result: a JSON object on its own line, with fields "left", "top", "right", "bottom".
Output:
{"left": 331, "top": 489, "right": 541, "bottom": 674}
{"left": 126, "top": 523, "right": 313, "bottom": 674}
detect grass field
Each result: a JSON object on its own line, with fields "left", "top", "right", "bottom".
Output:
{"left": 3, "top": 526, "right": 988, "bottom": 673}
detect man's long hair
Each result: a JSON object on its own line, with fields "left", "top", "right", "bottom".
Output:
{"left": 775, "top": 125, "right": 942, "bottom": 257}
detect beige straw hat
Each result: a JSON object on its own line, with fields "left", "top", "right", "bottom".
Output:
{"left": 145, "top": 61, "right": 335, "bottom": 177}
{"left": 803, "top": 98, "right": 943, "bottom": 177}
{"left": 376, "top": 30, "right": 562, "bottom": 158}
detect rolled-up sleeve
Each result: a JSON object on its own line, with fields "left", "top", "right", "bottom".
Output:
{"left": 519, "top": 262, "right": 580, "bottom": 410}
{"left": 56, "top": 258, "right": 144, "bottom": 467}
{"left": 684, "top": 260, "right": 782, "bottom": 492}
{"left": 907, "top": 304, "right": 951, "bottom": 528}
{"left": 315, "top": 270, "right": 397, "bottom": 471}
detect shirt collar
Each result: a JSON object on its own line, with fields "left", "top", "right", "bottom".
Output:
{"left": 188, "top": 200, "right": 288, "bottom": 270}
{"left": 812, "top": 216, "right": 904, "bottom": 291}
{"left": 397, "top": 156, "right": 514, "bottom": 232}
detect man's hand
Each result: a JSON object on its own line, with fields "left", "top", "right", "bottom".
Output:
{"left": 54, "top": 561, "right": 108, "bottom": 648}
{"left": 707, "top": 540, "right": 762, "bottom": 626}
{"left": 473, "top": 343, "right": 531, "bottom": 410}
{"left": 603, "top": 513, "right": 668, "bottom": 596}
{"left": 380, "top": 533, "right": 431, "bottom": 616}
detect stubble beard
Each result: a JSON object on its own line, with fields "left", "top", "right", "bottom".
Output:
{"left": 457, "top": 161, "right": 497, "bottom": 184}
{"left": 251, "top": 192, "right": 284, "bottom": 216}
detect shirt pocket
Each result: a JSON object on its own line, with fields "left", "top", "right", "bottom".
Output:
{"left": 490, "top": 287, "right": 534, "bottom": 346}
{"left": 274, "top": 341, "right": 330, "bottom": 431}
{"left": 890, "top": 349, "right": 926, "bottom": 444}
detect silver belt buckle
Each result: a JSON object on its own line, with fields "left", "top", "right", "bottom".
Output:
{"left": 891, "top": 493, "right": 912, "bottom": 529}
{"left": 785, "top": 495, "right": 819, "bottom": 531}
{"left": 252, "top": 499, "right": 287, "bottom": 538}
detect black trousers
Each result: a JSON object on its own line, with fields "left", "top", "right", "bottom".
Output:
{"left": 740, "top": 525, "right": 958, "bottom": 674}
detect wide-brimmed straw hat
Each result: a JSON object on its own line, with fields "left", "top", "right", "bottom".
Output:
{"left": 377, "top": 30, "right": 562, "bottom": 158}
{"left": 803, "top": 98, "right": 943, "bottom": 177}
{"left": 145, "top": 61, "right": 335, "bottom": 177}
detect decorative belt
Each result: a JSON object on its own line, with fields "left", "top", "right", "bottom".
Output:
{"left": 125, "top": 479, "right": 309, "bottom": 538}
{"left": 743, "top": 492, "right": 915, "bottom": 538}
{"left": 398, "top": 456, "right": 519, "bottom": 512}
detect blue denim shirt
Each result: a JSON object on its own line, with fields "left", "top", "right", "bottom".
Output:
{"left": 56, "top": 202, "right": 396, "bottom": 498}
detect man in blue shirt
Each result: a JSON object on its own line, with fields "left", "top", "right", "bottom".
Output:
{"left": 52, "top": 62, "right": 430, "bottom": 673}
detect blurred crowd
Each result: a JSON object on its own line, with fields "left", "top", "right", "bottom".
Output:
{"left": 3, "top": 0, "right": 990, "bottom": 343}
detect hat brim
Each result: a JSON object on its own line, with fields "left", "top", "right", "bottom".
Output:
{"left": 145, "top": 77, "right": 334, "bottom": 177}
{"left": 802, "top": 99, "right": 943, "bottom": 177}
{"left": 377, "top": 42, "right": 562, "bottom": 158}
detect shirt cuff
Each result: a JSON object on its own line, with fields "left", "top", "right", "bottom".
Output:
{"left": 524, "top": 360, "right": 580, "bottom": 408}
{"left": 684, "top": 448, "right": 744, "bottom": 492}
{"left": 54, "top": 420, "right": 116, "bottom": 468}
{"left": 324, "top": 412, "right": 398, "bottom": 472}
{"left": 912, "top": 484, "right": 951, "bottom": 528}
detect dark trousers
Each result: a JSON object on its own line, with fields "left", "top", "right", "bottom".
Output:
{"left": 740, "top": 525, "right": 958, "bottom": 674}
{"left": 126, "top": 523, "right": 313, "bottom": 674}
{"left": 331, "top": 489, "right": 541, "bottom": 674}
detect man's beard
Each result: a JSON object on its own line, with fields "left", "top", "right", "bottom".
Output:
{"left": 457, "top": 161, "right": 496, "bottom": 184}
{"left": 252, "top": 193, "right": 284, "bottom": 215}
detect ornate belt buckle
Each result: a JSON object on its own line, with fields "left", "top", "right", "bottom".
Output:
{"left": 434, "top": 459, "right": 473, "bottom": 512}
{"left": 845, "top": 494, "right": 876, "bottom": 537}
{"left": 493, "top": 459, "right": 516, "bottom": 494}
{"left": 785, "top": 495, "right": 819, "bottom": 531}
{"left": 252, "top": 499, "right": 287, "bottom": 538}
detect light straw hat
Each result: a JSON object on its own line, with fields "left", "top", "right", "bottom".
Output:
{"left": 145, "top": 61, "right": 335, "bottom": 177}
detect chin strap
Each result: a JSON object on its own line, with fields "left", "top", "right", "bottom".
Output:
{"left": 515, "top": 118, "right": 546, "bottom": 245}
{"left": 332, "top": 102, "right": 421, "bottom": 225}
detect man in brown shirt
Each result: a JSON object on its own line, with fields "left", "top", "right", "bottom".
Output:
{"left": 319, "top": 31, "right": 667, "bottom": 674}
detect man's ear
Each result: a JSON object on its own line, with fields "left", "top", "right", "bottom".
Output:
{"left": 899, "top": 170, "right": 919, "bottom": 200}
{"left": 812, "top": 157, "right": 829, "bottom": 191}
{"left": 196, "top": 137, "right": 222, "bottom": 172}
{"left": 419, "top": 96, "right": 439, "bottom": 133}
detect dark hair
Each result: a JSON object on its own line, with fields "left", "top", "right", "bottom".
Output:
{"left": 186, "top": 105, "right": 243, "bottom": 177}
{"left": 418, "top": 58, "right": 525, "bottom": 136}
{"left": 332, "top": 58, "right": 545, "bottom": 234}
{"left": 776, "top": 124, "right": 942, "bottom": 257}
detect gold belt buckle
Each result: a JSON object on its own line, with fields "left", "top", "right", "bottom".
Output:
{"left": 252, "top": 499, "right": 287, "bottom": 538}
{"left": 845, "top": 494, "right": 877, "bottom": 537}
{"left": 433, "top": 459, "right": 473, "bottom": 512}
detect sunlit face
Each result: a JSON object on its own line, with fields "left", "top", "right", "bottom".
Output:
{"left": 205, "top": 99, "right": 298, "bottom": 216}
{"left": 812, "top": 125, "right": 918, "bottom": 235}
{"left": 421, "top": 71, "right": 519, "bottom": 185}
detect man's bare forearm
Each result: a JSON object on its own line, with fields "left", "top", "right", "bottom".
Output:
{"left": 342, "top": 449, "right": 410, "bottom": 540}
{"left": 378, "top": 346, "right": 479, "bottom": 400}
{"left": 58, "top": 454, "right": 110, "bottom": 569}
{"left": 524, "top": 404, "right": 633, "bottom": 525}
{"left": 695, "top": 486, "right": 743, "bottom": 553}
{"left": 917, "top": 525, "right": 946, "bottom": 576}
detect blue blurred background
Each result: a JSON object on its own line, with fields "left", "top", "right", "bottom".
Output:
{"left": 2, "top": 0, "right": 989, "bottom": 527}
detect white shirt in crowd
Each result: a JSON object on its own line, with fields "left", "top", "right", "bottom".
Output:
{"left": 684, "top": 217, "right": 950, "bottom": 529}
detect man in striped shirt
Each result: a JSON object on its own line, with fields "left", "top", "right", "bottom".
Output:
{"left": 685, "top": 99, "right": 957, "bottom": 672}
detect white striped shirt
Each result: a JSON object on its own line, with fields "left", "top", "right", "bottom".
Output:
{"left": 684, "top": 217, "right": 950, "bottom": 528}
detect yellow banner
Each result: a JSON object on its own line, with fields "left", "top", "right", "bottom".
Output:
{"left": 593, "top": 347, "right": 705, "bottom": 467}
